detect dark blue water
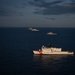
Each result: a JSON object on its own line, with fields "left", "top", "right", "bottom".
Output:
{"left": 0, "top": 27, "right": 75, "bottom": 75}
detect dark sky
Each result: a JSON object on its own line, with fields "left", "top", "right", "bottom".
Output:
{"left": 0, "top": 0, "right": 75, "bottom": 27}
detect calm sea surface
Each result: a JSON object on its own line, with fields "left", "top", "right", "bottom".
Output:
{"left": 0, "top": 27, "right": 75, "bottom": 75}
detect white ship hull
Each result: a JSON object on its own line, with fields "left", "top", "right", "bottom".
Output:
{"left": 33, "top": 51, "right": 74, "bottom": 55}
{"left": 33, "top": 45, "right": 74, "bottom": 55}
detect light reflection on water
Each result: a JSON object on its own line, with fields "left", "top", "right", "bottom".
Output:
{"left": 33, "top": 55, "right": 74, "bottom": 73}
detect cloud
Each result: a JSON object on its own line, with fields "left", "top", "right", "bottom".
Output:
{"left": 45, "top": 17, "right": 55, "bottom": 20}
{"left": 0, "top": 0, "right": 27, "bottom": 16}
{"left": 29, "top": 0, "right": 63, "bottom": 8}
{"left": 29, "top": 0, "right": 75, "bottom": 15}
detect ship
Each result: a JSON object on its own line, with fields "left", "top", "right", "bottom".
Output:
{"left": 28, "top": 27, "right": 39, "bottom": 31}
{"left": 47, "top": 32, "right": 57, "bottom": 35}
{"left": 31, "top": 28, "right": 39, "bottom": 31}
{"left": 33, "top": 45, "right": 74, "bottom": 55}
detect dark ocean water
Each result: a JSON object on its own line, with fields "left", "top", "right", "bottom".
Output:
{"left": 0, "top": 27, "right": 75, "bottom": 75}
